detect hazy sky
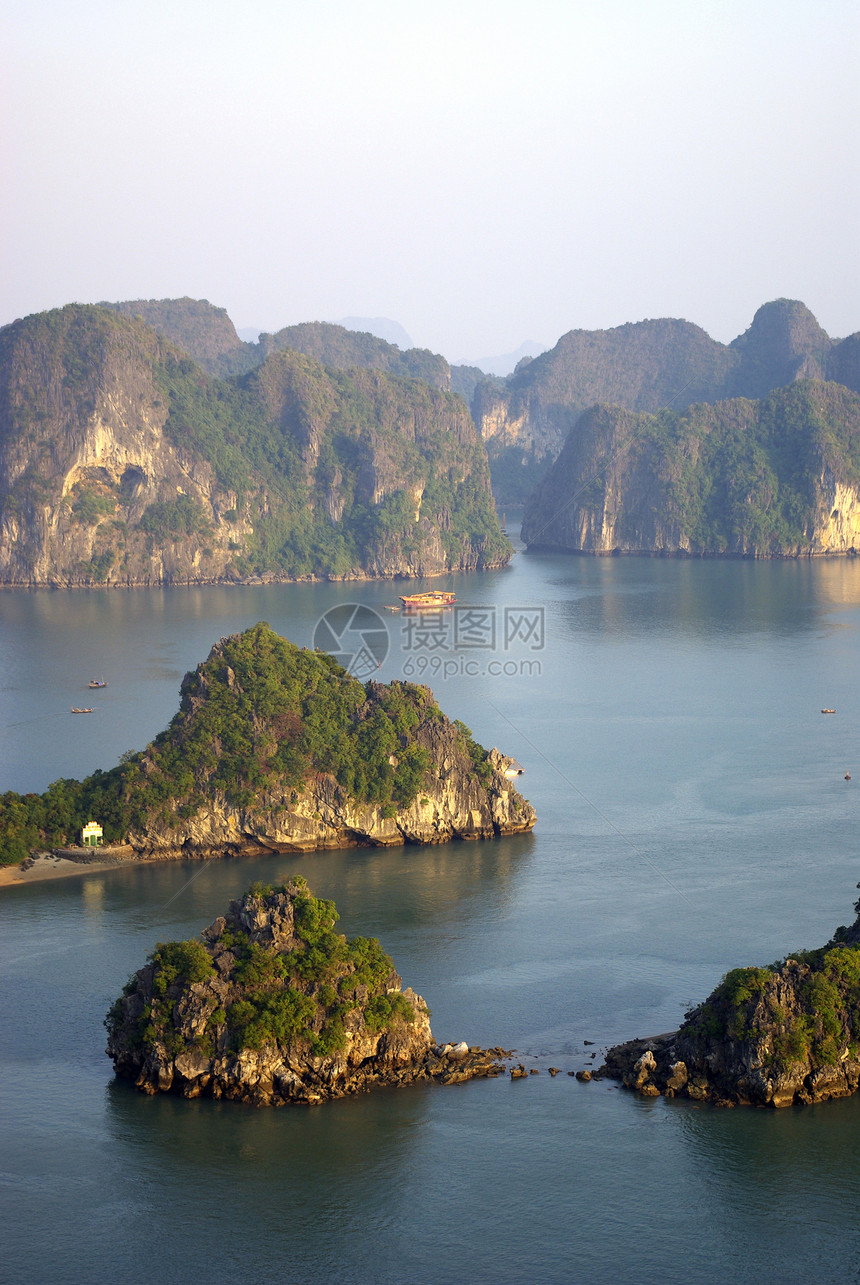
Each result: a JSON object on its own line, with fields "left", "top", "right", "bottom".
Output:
{"left": 3, "top": 0, "right": 858, "bottom": 361}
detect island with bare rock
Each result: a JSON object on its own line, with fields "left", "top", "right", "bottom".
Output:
{"left": 105, "top": 878, "right": 509, "bottom": 1104}
{"left": 0, "top": 304, "right": 509, "bottom": 587}
{"left": 599, "top": 891, "right": 860, "bottom": 1108}
{"left": 0, "top": 622, "right": 535, "bottom": 868}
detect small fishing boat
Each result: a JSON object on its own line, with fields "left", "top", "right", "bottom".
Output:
{"left": 821, "top": 708, "right": 836, "bottom": 714}
{"left": 71, "top": 707, "right": 94, "bottom": 714}
{"left": 88, "top": 679, "right": 108, "bottom": 689}
{"left": 399, "top": 591, "right": 457, "bottom": 610}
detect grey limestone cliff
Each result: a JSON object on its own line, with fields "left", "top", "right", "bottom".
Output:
{"left": 521, "top": 381, "right": 860, "bottom": 558}
{"left": 475, "top": 300, "right": 860, "bottom": 504}
{"left": 0, "top": 305, "right": 508, "bottom": 585}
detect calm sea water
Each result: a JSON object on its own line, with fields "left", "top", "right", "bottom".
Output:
{"left": 2, "top": 539, "right": 860, "bottom": 1284}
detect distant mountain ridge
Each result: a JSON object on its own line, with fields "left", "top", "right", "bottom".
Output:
{"left": 336, "top": 316, "right": 414, "bottom": 349}
{"left": 257, "top": 321, "right": 451, "bottom": 390}
{"left": 100, "top": 298, "right": 456, "bottom": 390}
{"left": 459, "top": 340, "right": 547, "bottom": 377}
{"left": 0, "top": 304, "right": 509, "bottom": 586}
{"left": 477, "top": 300, "right": 860, "bottom": 503}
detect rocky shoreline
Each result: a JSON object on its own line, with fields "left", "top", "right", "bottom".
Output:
{"left": 104, "top": 881, "right": 621, "bottom": 1107}
{"left": 106, "top": 881, "right": 522, "bottom": 1106}
{"left": 123, "top": 739, "right": 535, "bottom": 860}
{"left": 0, "top": 558, "right": 511, "bottom": 592}
{"left": 598, "top": 1029, "right": 860, "bottom": 1108}
{"left": 597, "top": 906, "right": 860, "bottom": 1109}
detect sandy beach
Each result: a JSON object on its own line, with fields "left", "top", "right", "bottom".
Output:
{"left": 0, "top": 853, "right": 141, "bottom": 888}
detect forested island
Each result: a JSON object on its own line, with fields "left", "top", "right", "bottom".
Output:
{"left": 0, "top": 622, "right": 535, "bottom": 867}
{"left": 0, "top": 304, "right": 509, "bottom": 586}
{"left": 106, "top": 878, "right": 507, "bottom": 1104}
{"left": 7, "top": 294, "right": 860, "bottom": 579}
{"left": 600, "top": 891, "right": 860, "bottom": 1108}
{"left": 521, "top": 380, "right": 860, "bottom": 557}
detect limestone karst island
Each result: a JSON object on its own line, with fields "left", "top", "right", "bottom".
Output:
{"left": 0, "top": 302, "right": 510, "bottom": 587}
{"left": 106, "top": 879, "right": 508, "bottom": 1105}
{"left": 599, "top": 891, "right": 860, "bottom": 1109}
{"left": 0, "top": 622, "right": 535, "bottom": 869}
{"left": 3, "top": 296, "right": 860, "bottom": 590}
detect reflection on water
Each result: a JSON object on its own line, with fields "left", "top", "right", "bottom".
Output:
{"left": 673, "top": 1094, "right": 860, "bottom": 1280}
{"left": 537, "top": 553, "right": 860, "bottom": 641}
{"left": 2, "top": 557, "right": 860, "bottom": 793}
{"left": 3, "top": 557, "right": 860, "bottom": 1283}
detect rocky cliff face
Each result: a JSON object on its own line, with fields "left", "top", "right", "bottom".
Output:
{"left": 0, "top": 624, "right": 536, "bottom": 864}
{"left": 728, "top": 298, "right": 833, "bottom": 396}
{"left": 0, "top": 306, "right": 509, "bottom": 585}
{"left": 521, "top": 381, "right": 860, "bottom": 558}
{"left": 475, "top": 316, "right": 735, "bottom": 464}
{"left": 0, "top": 307, "right": 247, "bottom": 586}
{"left": 128, "top": 715, "right": 535, "bottom": 859}
{"left": 99, "top": 297, "right": 256, "bottom": 377}
{"left": 475, "top": 300, "right": 860, "bottom": 504}
{"left": 601, "top": 962, "right": 860, "bottom": 1109}
{"left": 106, "top": 881, "right": 507, "bottom": 1104}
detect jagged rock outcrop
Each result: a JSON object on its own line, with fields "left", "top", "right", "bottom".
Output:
{"left": 106, "top": 880, "right": 508, "bottom": 1104}
{"left": 0, "top": 305, "right": 508, "bottom": 586}
{"left": 521, "top": 380, "right": 860, "bottom": 557}
{"left": 599, "top": 894, "right": 860, "bottom": 1108}
{"left": 0, "top": 306, "right": 248, "bottom": 586}
{"left": 475, "top": 300, "right": 860, "bottom": 504}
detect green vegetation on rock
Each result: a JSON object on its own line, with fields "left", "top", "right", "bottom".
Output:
{"left": 682, "top": 941, "right": 860, "bottom": 1073}
{"left": 99, "top": 297, "right": 257, "bottom": 377}
{"left": 522, "top": 380, "right": 860, "bottom": 556}
{"left": 476, "top": 300, "right": 860, "bottom": 505}
{"left": 0, "top": 304, "right": 509, "bottom": 585}
{"left": 257, "top": 321, "right": 451, "bottom": 390}
{"left": 602, "top": 889, "right": 860, "bottom": 1109}
{"left": 105, "top": 880, "right": 421, "bottom": 1067}
{"left": 0, "top": 623, "right": 495, "bottom": 864}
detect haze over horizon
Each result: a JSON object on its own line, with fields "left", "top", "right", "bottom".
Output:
{"left": 3, "top": 0, "right": 857, "bottom": 362}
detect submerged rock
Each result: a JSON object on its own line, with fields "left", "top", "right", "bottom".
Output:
{"left": 106, "top": 879, "right": 507, "bottom": 1105}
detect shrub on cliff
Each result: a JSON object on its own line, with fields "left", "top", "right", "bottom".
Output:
{"left": 122, "top": 623, "right": 446, "bottom": 820}
{"left": 602, "top": 892, "right": 860, "bottom": 1108}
